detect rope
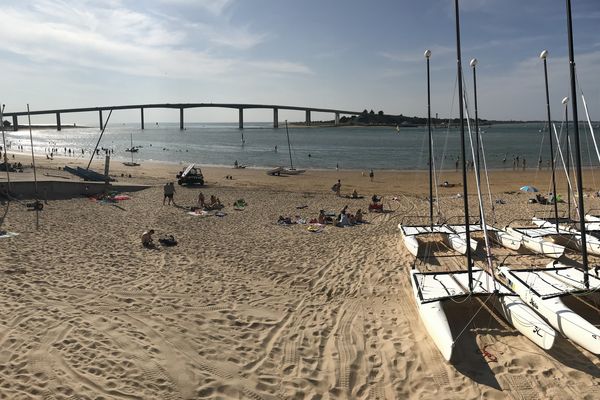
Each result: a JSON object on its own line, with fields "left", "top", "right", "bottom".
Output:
{"left": 452, "top": 291, "right": 496, "bottom": 346}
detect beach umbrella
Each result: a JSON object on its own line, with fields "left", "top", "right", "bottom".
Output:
{"left": 520, "top": 185, "right": 539, "bottom": 193}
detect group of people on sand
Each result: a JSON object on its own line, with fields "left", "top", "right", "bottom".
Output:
{"left": 335, "top": 206, "right": 363, "bottom": 226}
{"left": 314, "top": 207, "right": 363, "bottom": 227}
{"left": 196, "top": 192, "right": 223, "bottom": 211}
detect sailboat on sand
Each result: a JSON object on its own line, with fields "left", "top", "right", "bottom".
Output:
{"left": 401, "top": 1, "right": 555, "bottom": 362}
{"left": 123, "top": 131, "right": 140, "bottom": 167}
{"left": 279, "top": 120, "right": 305, "bottom": 175}
{"left": 498, "top": 0, "right": 600, "bottom": 356}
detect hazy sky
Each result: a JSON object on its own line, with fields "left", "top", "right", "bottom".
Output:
{"left": 0, "top": 0, "right": 599, "bottom": 124}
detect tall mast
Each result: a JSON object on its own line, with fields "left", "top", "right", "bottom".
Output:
{"left": 540, "top": 50, "right": 560, "bottom": 232}
{"left": 425, "top": 49, "right": 433, "bottom": 228}
{"left": 454, "top": 0, "right": 473, "bottom": 291}
{"left": 565, "top": 0, "right": 589, "bottom": 287}
{"left": 0, "top": 104, "right": 10, "bottom": 193}
{"left": 470, "top": 59, "right": 481, "bottom": 186}
{"left": 565, "top": 103, "right": 571, "bottom": 219}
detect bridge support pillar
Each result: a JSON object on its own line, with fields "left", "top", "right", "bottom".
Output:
{"left": 273, "top": 108, "right": 279, "bottom": 128}
{"left": 56, "top": 112, "right": 62, "bottom": 131}
{"left": 12, "top": 115, "right": 18, "bottom": 131}
{"left": 180, "top": 107, "right": 184, "bottom": 130}
{"left": 99, "top": 110, "right": 103, "bottom": 130}
{"left": 305, "top": 110, "right": 311, "bottom": 126}
{"left": 239, "top": 108, "right": 244, "bottom": 129}
{"left": 335, "top": 112, "right": 340, "bottom": 126}
{"left": 140, "top": 107, "right": 144, "bottom": 130}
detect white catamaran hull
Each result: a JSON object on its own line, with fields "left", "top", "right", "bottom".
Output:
{"left": 400, "top": 230, "right": 420, "bottom": 257}
{"left": 506, "top": 227, "right": 564, "bottom": 258}
{"left": 499, "top": 267, "right": 600, "bottom": 354}
{"left": 493, "top": 295, "right": 555, "bottom": 350}
{"left": 491, "top": 229, "right": 522, "bottom": 251}
{"left": 444, "top": 233, "right": 477, "bottom": 255}
{"left": 410, "top": 270, "right": 454, "bottom": 361}
{"left": 531, "top": 217, "right": 600, "bottom": 256}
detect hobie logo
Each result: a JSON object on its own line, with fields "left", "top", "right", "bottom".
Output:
{"left": 529, "top": 299, "right": 538, "bottom": 309}
{"left": 593, "top": 334, "right": 598, "bottom": 340}
{"left": 533, "top": 326, "right": 542, "bottom": 337}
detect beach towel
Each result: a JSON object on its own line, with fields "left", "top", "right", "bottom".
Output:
{"left": 187, "top": 210, "right": 210, "bottom": 217}
{"left": 307, "top": 224, "right": 324, "bottom": 233}
{"left": 0, "top": 231, "right": 19, "bottom": 239}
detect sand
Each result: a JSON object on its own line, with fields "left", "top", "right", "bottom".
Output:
{"left": 1, "top": 153, "right": 600, "bottom": 399}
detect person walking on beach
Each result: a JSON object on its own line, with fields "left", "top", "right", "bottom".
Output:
{"left": 369, "top": 169, "right": 374, "bottom": 182}
{"left": 163, "top": 182, "right": 175, "bottom": 205}
{"left": 332, "top": 180, "right": 341, "bottom": 197}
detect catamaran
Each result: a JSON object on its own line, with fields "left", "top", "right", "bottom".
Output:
{"left": 404, "top": 0, "right": 556, "bottom": 362}
{"left": 280, "top": 121, "right": 305, "bottom": 175}
{"left": 498, "top": 0, "right": 600, "bottom": 355}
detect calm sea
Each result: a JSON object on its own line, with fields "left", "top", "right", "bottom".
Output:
{"left": 3, "top": 122, "right": 598, "bottom": 171}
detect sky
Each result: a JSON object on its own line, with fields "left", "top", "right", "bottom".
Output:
{"left": 0, "top": 0, "right": 599, "bottom": 124}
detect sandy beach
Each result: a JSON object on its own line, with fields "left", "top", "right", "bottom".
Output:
{"left": 1, "top": 153, "right": 600, "bottom": 399}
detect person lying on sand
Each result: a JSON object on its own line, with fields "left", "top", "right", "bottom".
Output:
{"left": 142, "top": 229, "right": 155, "bottom": 248}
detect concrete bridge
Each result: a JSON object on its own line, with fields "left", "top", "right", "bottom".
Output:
{"left": 2, "top": 103, "right": 364, "bottom": 131}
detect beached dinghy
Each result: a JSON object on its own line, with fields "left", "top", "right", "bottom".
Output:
{"left": 411, "top": 268, "right": 556, "bottom": 361}
{"left": 498, "top": 265, "right": 600, "bottom": 354}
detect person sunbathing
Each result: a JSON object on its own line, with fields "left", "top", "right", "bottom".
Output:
{"left": 318, "top": 210, "right": 326, "bottom": 224}
{"left": 355, "top": 209, "right": 364, "bottom": 223}
{"left": 205, "top": 195, "right": 223, "bottom": 210}
{"left": 278, "top": 216, "right": 293, "bottom": 225}
{"left": 351, "top": 189, "right": 359, "bottom": 199}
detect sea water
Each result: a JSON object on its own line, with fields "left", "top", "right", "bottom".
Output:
{"left": 2, "top": 122, "right": 598, "bottom": 171}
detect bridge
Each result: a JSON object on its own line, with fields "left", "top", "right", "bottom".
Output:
{"left": 2, "top": 103, "right": 364, "bottom": 131}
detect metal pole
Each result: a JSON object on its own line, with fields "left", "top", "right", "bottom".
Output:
{"left": 87, "top": 109, "right": 113, "bottom": 170}
{"left": 472, "top": 61, "right": 481, "bottom": 185}
{"left": 0, "top": 104, "right": 11, "bottom": 193}
{"left": 285, "top": 120, "right": 293, "bottom": 170}
{"left": 26, "top": 104, "right": 40, "bottom": 229}
{"left": 541, "top": 52, "right": 560, "bottom": 233}
{"left": 426, "top": 51, "right": 433, "bottom": 228}
{"left": 566, "top": 0, "right": 589, "bottom": 287}
{"left": 454, "top": 0, "right": 473, "bottom": 292}
{"left": 566, "top": 106, "right": 571, "bottom": 219}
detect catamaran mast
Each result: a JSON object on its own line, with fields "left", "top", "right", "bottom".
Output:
{"left": 425, "top": 49, "right": 433, "bottom": 228}
{"left": 454, "top": 0, "right": 473, "bottom": 292}
{"left": 565, "top": 102, "right": 571, "bottom": 219}
{"left": 540, "top": 50, "right": 560, "bottom": 233}
{"left": 565, "top": 0, "right": 589, "bottom": 288}
{"left": 470, "top": 59, "right": 481, "bottom": 185}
